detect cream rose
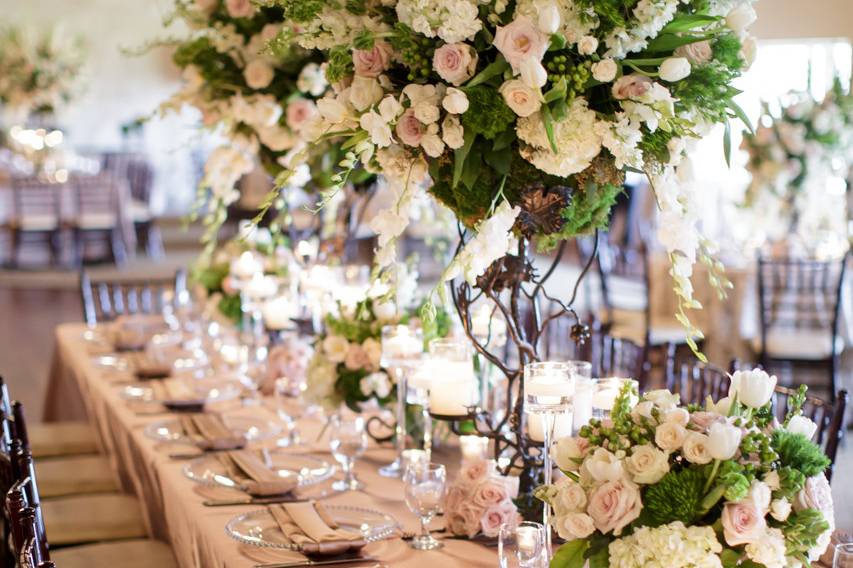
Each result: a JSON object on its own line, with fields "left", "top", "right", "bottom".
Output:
{"left": 493, "top": 17, "right": 548, "bottom": 73}
{"left": 551, "top": 436, "right": 588, "bottom": 472}
{"left": 664, "top": 407, "right": 690, "bottom": 426}
{"left": 433, "top": 43, "right": 478, "bottom": 86}
{"left": 555, "top": 512, "right": 596, "bottom": 540}
{"left": 362, "top": 337, "right": 382, "bottom": 371}
{"left": 682, "top": 432, "right": 713, "bottom": 464}
{"left": 344, "top": 343, "right": 370, "bottom": 371}
{"left": 472, "top": 479, "right": 510, "bottom": 509}
{"left": 675, "top": 40, "right": 713, "bottom": 65}
{"left": 349, "top": 76, "right": 384, "bottom": 112}
{"left": 499, "top": 79, "right": 541, "bottom": 118}
{"left": 794, "top": 474, "right": 835, "bottom": 532}
{"left": 655, "top": 421, "right": 687, "bottom": 452}
{"left": 587, "top": 478, "right": 642, "bottom": 535}
{"left": 625, "top": 444, "right": 669, "bottom": 484}
{"left": 352, "top": 40, "right": 393, "bottom": 78}
{"left": 721, "top": 500, "right": 766, "bottom": 546}
{"left": 552, "top": 477, "right": 587, "bottom": 515}
{"left": 442, "top": 87, "right": 469, "bottom": 114}
{"left": 395, "top": 109, "right": 424, "bottom": 147}
{"left": 770, "top": 498, "right": 791, "bottom": 522}
{"left": 481, "top": 501, "right": 518, "bottom": 538}
{"left": 578, "top": 35, "right": 599, "bottom": 55}
{"left": 322, "top": 335, "right": 349, "bottom": 363}
{"left": 244, "top": 59, "right": 274, "bottom": 89}
{"left": 592, "top": 59, "right": 617, "bottom": 83}
{"left": 413, "top": 100, "right": 440, "bottom": 124}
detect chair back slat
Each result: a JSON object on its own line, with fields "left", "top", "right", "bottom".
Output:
{"left": 79, "top": 269, "right": 186, "bottom": 325}
{"left": 9, "top": 177, "right": 62, "bottom": 226}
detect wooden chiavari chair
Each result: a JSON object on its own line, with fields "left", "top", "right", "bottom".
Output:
{"left": 71, "top": 174, "right": 126, "bottom": 265}
{"left": 9, "top": 176, "right": 64, "bottom": 267}
{"left": 79, "top": 269, "right": 186, "bottom": 325}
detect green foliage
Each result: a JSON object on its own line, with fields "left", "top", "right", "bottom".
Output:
{"left": 717, "top": 460, "right": 751, "bottom": 502}
{"left": 277, "top": 0, "right": 324, "bottom": 23}
{"left": 777, "top": 465, "right": 807, "bottom": 499}
{"left": 671, "top": 63, "right": 740, "bottom": 124}
{"left": 191, "top": 262, "right": 229, "bottom": 292}
{"left": 461, "top": 86, "right": 516, "bottom": 140}
{"left": 419, "top": 300, "right": 451, "bottom": 345}
{"left": 574, "top": 0, "right": 637, "bottom": 33}
{"left": 537, "top": 182, "right": 622, "bottom": 252}
{"left": 389, "top": 23, "right": 434, "bottom": 82}
{"left": 641, "top": 467, "right": 707, "bottom": 527}
{"left": 551, "top": 539, "right": 590, "bottom": 568}
{"left": 712, "top": 32, "right": 745, "bottom": 72}
{"left": 325, "top": 45, "right": 354, "bottom": 84}
{"left": 637, "top": 127, "right": 676, "bottom": 164}
{"left": 783, "top": 509, "right": 831, "bottom": 556}
{"left": 783, "top": 385, "right": 809, "bottom": 426}
{"left": 217, "top": 294, "right": 242, "bottom": 324}
{"left": 325, "top": 303, "right": 382, "bottom": 344}
{"left": 771, "top": 430, "right": 830, "bottom": 478}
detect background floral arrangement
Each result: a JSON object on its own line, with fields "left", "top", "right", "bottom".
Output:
{"left": 443, "top": 458, "right": 521, "bottom": 538}
{"left": 258, "top": 0, "right": 759, "bottom": 347}
{"left": 741, "top": 80, "right": 853, "bottom": 243}
{"left": 537, "top": 369, "right": 834, "bottom": 568}
{"left": 0, "top": 26, "right": 85, "bottom": 118}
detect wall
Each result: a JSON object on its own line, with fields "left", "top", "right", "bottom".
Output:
{"left": 754, "top": 0, "right": 853, "bottom": 41}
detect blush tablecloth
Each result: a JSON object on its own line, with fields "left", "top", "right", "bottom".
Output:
{"left": 45, "top": 323, "right": 496, "bottom": 568}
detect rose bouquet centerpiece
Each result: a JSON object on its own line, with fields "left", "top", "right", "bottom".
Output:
{"left": 443, "top": 458, "right": 522, "bottom": 539}
{"left": 536, "top": 369, "right": 835, "bottom": 568}
{"left": 741, "top": 81, "right": 853, "bottom": 244}
{"left": 262, "top": 0, "right": 759, "bottom": 344}
{"left": 0, "top": 26, "right": 85, "bottom": 119}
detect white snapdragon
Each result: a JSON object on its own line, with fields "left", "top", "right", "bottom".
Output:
{"left": 396, "top": 0, "right": 482, "bottom": 43}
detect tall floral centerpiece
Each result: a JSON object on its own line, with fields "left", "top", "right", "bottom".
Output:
{"left": 538, "top": 369, "right": 835, "bottom": 568}
{"left": 741, "top": 82, "right": 853, "bottom": 245}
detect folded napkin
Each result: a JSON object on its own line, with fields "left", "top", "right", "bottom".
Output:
{"left": 218, "top": 450, "right": 299, "bottom": 497}
{"left": 179, "top": 414, "right": 245, "bottom": 451}
{"left": 149, "top": 379, "right": 205, "bottom": 407}
{"left": 269, "top": 502, "right": 365, "bottom": 555}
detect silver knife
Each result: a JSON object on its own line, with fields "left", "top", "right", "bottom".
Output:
{"left": 253, "top": 556, "right": 377, "bottom": 568}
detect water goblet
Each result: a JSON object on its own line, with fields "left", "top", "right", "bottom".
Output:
{"left": 403, "top": 462, "right": 446, "bottom": 551}
{"left": 329, "top": 415, "right": 367, "bottom": 492}
{"left": 273, "top": 378, "right": 301, "bottom": 447}
{"left": 498, "top": 522, "right": 547, "bottom": 568}
{"left": 835, "top": 543, "right": 853, "bottom": 568}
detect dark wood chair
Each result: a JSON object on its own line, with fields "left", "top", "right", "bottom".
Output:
{"left": 664, "top": 345, "right": 730, "bottom": 406}
{"left": 100, "top": 152, "right": 162, "bottom": 258}
{"left": 80, "top": 269, "right": 187, "bottom": 325}
{"left": 72, "top": 173, "right": 126, "bottom": 265}
{"left": 756, "top": 253, "right": 849, "bottom": 400}
{"left": 9, "top": 176, "right": 65, "bottom": 267}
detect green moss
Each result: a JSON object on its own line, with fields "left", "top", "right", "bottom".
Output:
{"left": 461, "top": 86, "right": 517, "bottom": 140}
{"left": 537, "top": 182, "right": 622, "bottom": 252}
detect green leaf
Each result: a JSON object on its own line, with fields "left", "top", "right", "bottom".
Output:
{"left": 645, "top": 32, "right": 716, "bottom": 53}
{"left": 341, "top": 130, "right": 369, "bottom": 150}
{"left": 662, "top": 14, "right": 721, "bottom": 33}
{"left": 723, "top": 119, "right": 732, "bottom": 168}
{"left": 720, "top": 549, "right": 742, "bottom": 568}
{"left": 551, "top": 540, "right": 590, "bottom": 568}
{"left": 548, "top": 33, "right": 566, "bottom": 51}
{"left": 466, "top": 58, "right": 510, "bottom": 88}
{"left": 452, "top": 130, "right": 476, "bottom": 188}
{"left": 492, "top": 128, "right": 516, "bottom": 152}
{"left": 461, "top": 142, "right": 483, "bottom": 190}
{"left": 484, "top": 145, "right": 513, "bottom": 176}
{"left": 544, "top": 77, "right": 568, "bottom": 103}
{"left": 728, "top": 99, "right": 754, "bottom": 134}
{"left": 541, "top": 105, "right": 559, "bottom": 154}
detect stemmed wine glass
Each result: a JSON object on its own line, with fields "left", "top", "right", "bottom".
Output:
{"left": 403, "top": 462, "right": 446, "bottom": 551}
{"left": 273, "top": 378, "right": 301, "bottom": 447}
{"left": 329, "top": 415, "right": 368, "bottom": 492}
{"left": 498, "top": 522, "right": 547, "bottom": 567}
{"left": 835, "top": 543, "right": 853, "bottom": 567}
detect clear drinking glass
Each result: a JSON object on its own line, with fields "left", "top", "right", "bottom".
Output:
{"left": 499, "top": 522, "right": 547, "bottom": 568}
{"left": 273, "top": 378, "right": 301, "bottom": 447}
{"left": 329, "top": 415, "right": 367, "bottom": 492}
{"left": 835, "top": 543, "right": 853, "bottom": 568}
{"left": 378, "top": 324, "right": 424, "bottom": 478}
{"left": 403, "top": 462, "right": 446, "bottom": 551}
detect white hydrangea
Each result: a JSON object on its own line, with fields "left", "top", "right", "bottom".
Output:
{"left": 443, "top": 200, "right": 521, "bottom": 285}
{"left": 396, "top": 0, "right": 482, "bottom": 43}
{"left": 604, "top": 0, "right": 680, "bottom": 59}
{"left": 608, "top": 521, "right": 723, "bottom": 568}
{"left": 304, "top": 353, "right": 340, "bottom": 409}
{"left": 596, "top": 113, "right": 644, "bottom": 169}
{"left": 296, "top": 9, "right": 390, "bottom": 50}
{"left": 516, "top": 97, "right": 603, "bottom": 177}
{"left": 513, "top": 0, "right": 599, "bottom": 45}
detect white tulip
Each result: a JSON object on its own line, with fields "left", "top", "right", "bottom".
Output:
{"left": 786, "top": 415, "right": 818, "bottom": 440}
{"left": 659, "top": 57, "right": 691, "bottom": 82}
{"left": 537, "top": 3, "right": 561, "bottom": 34}
{"left": 729, "top": 369, "right": 777, "bottom": 409}
{"left": 707, "top": 421, "right": 742, "bottom": 461}
{"left": 748, "top": 480, "right": 771, "bottom": 512}
{"left": 583, "top": 448, "right": 624, "bottom": 482}
{"left": 707, "top": 395, "right": 733, "bottom": 416}
{"left": 519, "top": 57, "right": 548, "bottom": 89}
{"left": 442, "top": 87, "right": 470, "bottom": 114}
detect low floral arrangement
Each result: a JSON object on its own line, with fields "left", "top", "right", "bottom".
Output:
{"left": 191, "top": 226, "right": 290, "bottom": 323}
{"left": 0, "top": 26, "right": 85, "bottom": 118}
{"left": 537, "top": 369, "right": 834, "bottom": 568}
{"left": 443, "top": 458, "right": 521, "bottom": 539}
{"left": 261, "top": 334, "right": 314, "bottom": 395}
{"left": 305, "top": 271, "right": 450, "bottom": 411}
{"left": 741, "top": 80, "right": 853, "bottom": 243}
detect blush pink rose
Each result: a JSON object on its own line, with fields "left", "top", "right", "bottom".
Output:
{"left": 443, "top": 485, "right": 466, "bottom": 514}
{"left": 459, "top": 460, "right": 490, "bottom": 486}
{"left": 344, "top": 343, "right": 370, "bottom": 371}
{"left": 448, "top": 503, "right": 482, "bottom": 538}
{"left": 285, "top": 98, "right": 319, "bottom": 131}
{"left": 721, "top": 500, "right": 767, "bottom": 546}
{"left": 587, "top": 478, "right": 642, "bottom": 535}
{"left": 612, "top": 74, "right": 653, "bottom": 100}
{"left": 395, "top": 108, "right": 424, "bottom": 147}
{"left": 433, "top": 43, "right": 478, "bottom": 86}
{"left": 794, "top": 474, "right": 835, "bottom": 528}
{"left": 352, "top": 41, "right": 393, "bottom": 78}
{"left": 221, "top": 275, "right": 237, "bottom": 296}
{"left": 480, "top": 501, "right": 518, "bottom": 538}
{"left": 493, "top": 17, "right": 548, "bottom": 74}
{"left": 225, "top": 0, "right": 254, "bottom": 18}
{"left": 689, "top": 411, "right": 725, "bottom": 432}
{"left": 472, "top": 479, "right": 509, "bottom": 508}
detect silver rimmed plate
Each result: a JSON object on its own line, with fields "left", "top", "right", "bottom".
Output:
{"left": 183, "top": 451, "right": 335, "bottom": 488}
{"left": 119, "top": 379, "right": 241, "bottom": 405}
{"left": 225, "top": 506, "right": 399, "bottom": 550}
{"left": 144, "top": 415, "right": 282, "bottom": 444}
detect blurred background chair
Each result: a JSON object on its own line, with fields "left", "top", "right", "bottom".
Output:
{"left": 72, "top": 173, "right": 125, "bottom": 265}
{"left": 79, "top": 269, "right": 186, "bottom": 325}
{"left": 9, "top": 176, "right": 65, "bottom": 267}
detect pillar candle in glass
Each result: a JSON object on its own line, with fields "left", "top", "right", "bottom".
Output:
{"left": 568, "top": 361, "right": 593, "bottom": 432}
{"left": 459, "top": 435, "right": 490, "bottom": 463}
{"left": 427, "top": 338, "right": 477, "bottom": 417}
{"left": 592, "top": 378, "right": 639, "bottom": 419}
{"left": 262, "top": 295, "right": 296, "bottom": 331}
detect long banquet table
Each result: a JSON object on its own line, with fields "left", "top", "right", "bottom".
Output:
{"left": 46, "top": 323, "right": 496, "bottom": 567}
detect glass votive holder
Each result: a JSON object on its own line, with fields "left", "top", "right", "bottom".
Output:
{"left": 591, "top": 377, "right": 639, "bottom": 419}
{"left": 428, "top": 339, "right": 477, "bottom": 418}
{"left": 401, "top": 449, "right": 429, "bottom": 471}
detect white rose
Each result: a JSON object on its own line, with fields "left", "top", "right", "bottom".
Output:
{"left": 362, "top": 337, "right": 382, "bottom": 370}
{"left": 664, "top": 408, "right": 690, "bottom": 426}
{"left": 349, "top": 76, "right": 384, "bottom": 112}
{"left": 519, "top": 57, "right": 548, "bottom": 89}
{"left": 625, "top": 444, "right": 670, "bottom": 484}
{"left": 770, "top": 498, "right": 791, "bottom": 522}
{"left": 592, "top": 59, "right": 617, "bottom": 82}
{"left": 655, "top": 422, "right": 687, "bottom": 451}
{"left": 786, "top": 415, "right": 818, "bottom": 440}
{"left": 729, "top": 369, "right": 777, "bottom": 409}
{"left": 552, "top": 477, "right": 587, "bottom": 515}
{"left": 727, "top": 4, "right": 757, "bottom": 36}
{"left": 748, "top": 480, "right": 771, "bottom": 512}
{"left": 244, "top": 59, "right": 274, "bottom": 89}
{"left": 674, "top": 40, "right": 713, "bottom": 65}
{"left": 682, "top": 432, "right": 713, "bottom": 464}
{"left": 499, "top": 79, "right": 541, "bottom": 117}
{"left": 707, "top": 421, "right": 742, "bottom": 461}
{"left": 322, "top": 335, "right": 349, "bottom": 364}
{"left": 583, "top": 448, "right": 624, "bottom": 482}
{"left": 555, "top": 512, "right": 595, "bottom": 540}
{"left": 537, "top": 3, "right": 561, "bottom": 34}
{"left": 441, "top": 115, "right": 465, "bottom": 149}
{"left": 578, "top": 35, "right": 599, "bottom": 55}
{"left": 442, "top": 87, "right": 470, "bottom": 114}
{"left": 420, "top": 133, "right": 445, "bottom": 157}
{"left": 414, "top": 100, "right": 440, "bottom": 124}
{"left": 659, "top": 57, "right": 691, "bottom": 82}
{"left": 551, "top": 436, "right": 587, "bottom": 472}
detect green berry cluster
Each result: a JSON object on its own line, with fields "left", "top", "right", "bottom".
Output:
{"left": 740, "top": 430, "right": 778, "bottom": 464}
{"left": 544, "top": 55, "right": 592, "bottom": 97}
{"left": 390, "top": 24, "right": 434, "bottom": 82}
